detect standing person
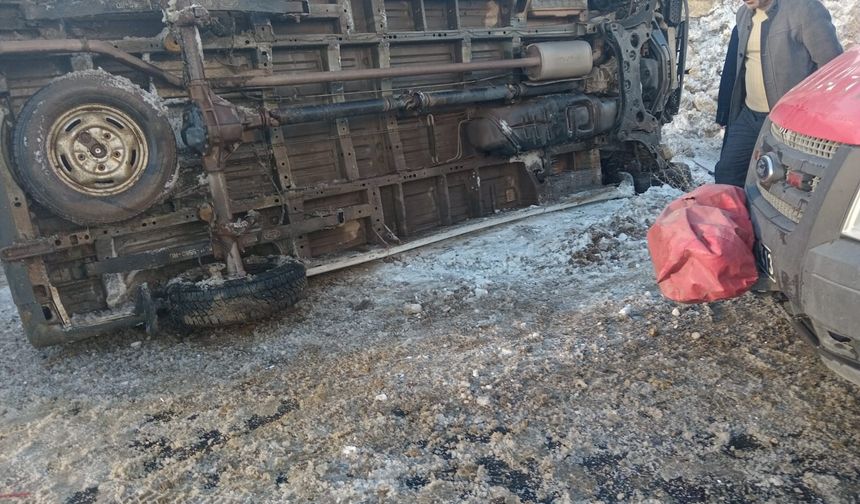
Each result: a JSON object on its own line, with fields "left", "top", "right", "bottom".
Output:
{"left": 714, "top": 0, "right": 842, "bottom": 187}
{"left": 716, "top": 26, "right": 739, "bottom": 129}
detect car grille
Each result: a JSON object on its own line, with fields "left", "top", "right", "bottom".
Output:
{"left": 757, "top": 181, "right": 803, "bottom": 223}
{"left": 771, "top": 122, "right": 840, "bottom": 159}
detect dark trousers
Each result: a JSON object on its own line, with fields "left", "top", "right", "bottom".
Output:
{"left": 714, "top": 106, "right": 769, "bottom": 187}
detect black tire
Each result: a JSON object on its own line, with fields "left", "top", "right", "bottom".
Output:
{"left": 629, "top": 162, "right": 694, "bottom": 194}
{"left": 165, "top": 256, "right": 307, "bottom": 328}
{"left": 652, "top": 161, "right": 694, "bottom": 192}
{"left": 12, "top": 70, "right": 178, "bottom": 225}
{"left": 631, "top": 170, "right": 653, "bottom": 194}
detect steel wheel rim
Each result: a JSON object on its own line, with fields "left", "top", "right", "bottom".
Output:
{"left": 46, "top": 104, "right": 149, "bottom": 196}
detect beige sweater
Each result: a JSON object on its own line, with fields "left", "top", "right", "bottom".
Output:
{"left": 745, "top": 8, "right": 770, "bottom": 112}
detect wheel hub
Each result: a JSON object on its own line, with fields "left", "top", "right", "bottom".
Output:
{"left": 47, "top": 104, "right": 149, "bottom": 196}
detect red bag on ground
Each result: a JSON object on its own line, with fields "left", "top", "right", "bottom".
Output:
{"left": 647, "top": 184, "right": 758, "bottom": 303}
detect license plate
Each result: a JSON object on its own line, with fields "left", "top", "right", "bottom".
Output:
{"left": 758, "top": 243, "right": 775, "bottom": 280}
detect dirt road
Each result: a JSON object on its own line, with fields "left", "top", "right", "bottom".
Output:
{"left": 1, "top": 158, "right": 859, "bottom": 502}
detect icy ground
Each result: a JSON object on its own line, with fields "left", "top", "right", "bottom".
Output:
{"left": 1, "top": 144, "right": 860, "bottom": 502}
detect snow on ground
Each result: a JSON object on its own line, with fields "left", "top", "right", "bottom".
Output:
{"left": 354, "top": 185, "right": 682, "bottom": 303}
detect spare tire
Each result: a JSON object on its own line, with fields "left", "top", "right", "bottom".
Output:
{"left": 12, "top": 70, "right": 178, "bottom": 225}
{"left": 165, "top": 256, "right": 307, "bottom": 328}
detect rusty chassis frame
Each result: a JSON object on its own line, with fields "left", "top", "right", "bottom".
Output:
{"left": 0, "top": 4, "right": 570, "bottom": 278}
{"left": 0, "top": 0, "right": 688, "bottom": 345}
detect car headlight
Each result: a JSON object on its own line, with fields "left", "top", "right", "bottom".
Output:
{"left": 755, "top": 153, "right": 784, "bottom": 186}
{"left": 842, "top": 185, "right": 860, "bottom": 240}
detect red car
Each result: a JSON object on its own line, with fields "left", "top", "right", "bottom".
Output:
{"left": 746, "top": 46, "right": 860, "bottom": 385}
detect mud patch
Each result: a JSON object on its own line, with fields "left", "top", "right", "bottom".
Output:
{"left": 65, "top": 486, "right": 98, "bottom": 504}
{"left": 477, "top": 456, "right": 541, "bottom": 502}
{"left": 245, "top": 398, "right": 298, "bottom": 431}
{"left": 142, "top": 430, "right": 227, "bottom": 474}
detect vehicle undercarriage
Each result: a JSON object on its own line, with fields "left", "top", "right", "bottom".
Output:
{"left": 0, "top": 0, "right": 688, "bottom": 345}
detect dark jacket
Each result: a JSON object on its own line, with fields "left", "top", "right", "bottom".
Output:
{"left": 716, "top": 26, "right": 739, "bottom": 127}
{"left": 728, "top": 0, "right": 842, "bottom": 124}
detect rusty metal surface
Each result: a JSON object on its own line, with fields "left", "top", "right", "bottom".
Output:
{"left": 0, "top": 40, "right": 183, "bottom": 87}
{"left": 215, "top": 56, "right": 542, "bottom": 88}
{"left": 176, "top": 4, "right": 249, "bottom": 277}
{"left": 0, "top": 0, "right": 686, "bottom": 344}
{"left": 20, "top": 0, "right": 311, "bottom": 19}
{"left": 46, "top": 103, "right": 149, "bottom": 196}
